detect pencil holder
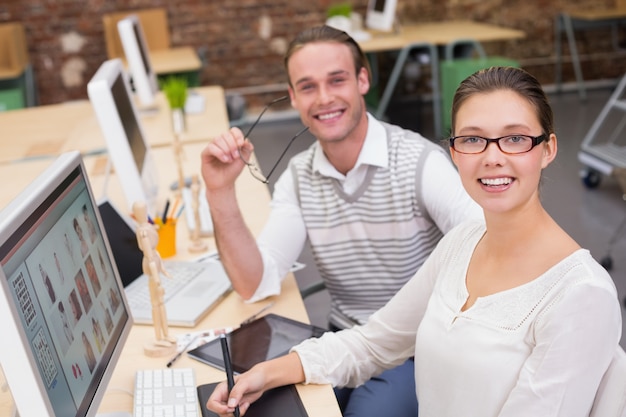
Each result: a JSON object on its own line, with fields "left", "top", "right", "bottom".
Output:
{"left": 156, "top": 220, "right": 177, "bottom": 258}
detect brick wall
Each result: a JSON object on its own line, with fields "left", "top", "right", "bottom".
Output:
{"left": 0, "top": 0, "right": 624, "bottom": 106}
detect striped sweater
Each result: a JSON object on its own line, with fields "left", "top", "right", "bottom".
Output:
{"left": 290, "top": 122, "right": 445, "bottom": 328}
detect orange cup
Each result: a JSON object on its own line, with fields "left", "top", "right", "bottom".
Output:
{"left": 156, "top": 220, "right": 177, "bottom": 258}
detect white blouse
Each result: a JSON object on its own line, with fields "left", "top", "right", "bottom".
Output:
{"left": 293, "top": 221, "right": 622, "bottom": 417}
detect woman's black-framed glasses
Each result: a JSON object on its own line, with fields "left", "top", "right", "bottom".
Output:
{"left": 239, "top": 96, "right": 309, "bottom": 184}
{"left": 449, "top": 134, "right": 547, "bottom": 154}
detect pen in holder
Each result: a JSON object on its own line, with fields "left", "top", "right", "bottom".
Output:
{"left": 156, "top": 219, "right": 177, "bottom": 258}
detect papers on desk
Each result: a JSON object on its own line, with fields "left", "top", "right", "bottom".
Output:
{"left": 176, "top": 326, "right": 234, "bottom": 352}
{"left": 349, "top": 30, "right": 372, "bottom": 41}
{"left": 325, "top": 15, "right": 372, "bottom": 42}
{"left": 185, "top": 91, "right": 206, "bottom": 114}
{"left": 182, "top": 186, "right": 214, "bottom": 236}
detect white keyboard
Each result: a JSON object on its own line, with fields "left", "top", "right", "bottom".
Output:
{"left": 181, "top": 186, "right": 213, "bottom": 236}
{"left": 133, "top": 368, "right": 199, "bottom": 417}
{"left": 125, "top": 262, "right": 207, "bottom": 310}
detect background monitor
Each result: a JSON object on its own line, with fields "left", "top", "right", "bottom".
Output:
{"left": 87, "top": 58, "right": 159, "bottom": 215}
{"left": 117, "top": 14, "right": 159, "bottom": 108}
{"left": 0, "top": 151, "right": 133, "bottom": 417}
{"left": 365, "top": 0, "right": 398, "bottom": 32}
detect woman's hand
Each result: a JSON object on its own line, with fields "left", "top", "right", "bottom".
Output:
{"left": 205, "top": 366, "right": 267, "bottom": 416}
{"left": 205, "top": 352, "right": 306, "bottom": 416}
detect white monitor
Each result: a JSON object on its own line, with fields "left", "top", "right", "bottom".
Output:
{"left": 117, "top": 15, "right": 159, "bottom": 108}
{"left": 0, "top": 151, "right": 133, "bottom": 417}
{"left": 87, "top": 58, "right": 159, "bottom": 215}
{"left": 365, "top": 0, "right": 398, "bottom": 32}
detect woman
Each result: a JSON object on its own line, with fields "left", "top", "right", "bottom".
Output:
{"left": 207, "top": 67, "right": 622, "bottom": 416}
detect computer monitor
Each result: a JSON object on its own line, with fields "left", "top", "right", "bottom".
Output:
{"left": 365, "top": 0, "right": 398, "bottom": 32}
{"left": 117, "top": 14, "right": 159, "bottom": 108}
{"left": 0, "top": 151, "right": 133, "bottom": 417}
{"left": 87, "top": 58, "right": 159, "bottom": 215}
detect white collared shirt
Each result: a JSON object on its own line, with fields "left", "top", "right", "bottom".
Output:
{"left": 249, "top": 114, "right": 482, "bottom": 303}
{"left": 312, "top": 113, "right": 388, "bottom": 193}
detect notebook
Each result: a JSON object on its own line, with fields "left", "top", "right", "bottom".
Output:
{"left": 197, "top": 383, "right": 309, "bottom": 417}
{"left": 97, "top": 198, "right": 231, "bottom": 327}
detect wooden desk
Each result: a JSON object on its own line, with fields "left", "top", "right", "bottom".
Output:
{"left": 61, "top": 85, "right": 229, "bottom": 155}
{"left": 148, "top": 46, "right": 202, "bottom": 75}
{"left": 0, "top": 144, "right": 342, "bottom": 417}
{"left": 0, "top": 85, "right": 229, "bottom": 164}
{"left": 119, "top": 46, "right": 203, "bottom": 87}
{"left": 358, "top": 20, "right": 525, "bottom": 138}
{"left": 0, "top": 101, "right": 93, "bottom": 163}
{"left": 359, "top": 20, "right": 525, "bottom": 52}
{"left": 102, "top": 7, "right": 202, "bottom": 85}
{"left": 96, "top": 143, "right": 341, "bottom": 416}
{"left": 555, "top": 8, "right": 626, "bottom": 100}
{"left": 0, "top": 158, "right": 56, "bottom": 208}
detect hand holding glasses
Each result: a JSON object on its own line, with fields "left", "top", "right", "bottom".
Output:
{"left": 239, "top": 96, "right": 309, "bottom": 184}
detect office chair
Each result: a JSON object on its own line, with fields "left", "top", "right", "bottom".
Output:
{"left": 299, "top": 280, "right": 326, "bottom": 299}
{"left": 0, "top": 22, "right": 37, "bottom": 108}
{"left": 102, "top": 8, "right": 171, "bottom": 60}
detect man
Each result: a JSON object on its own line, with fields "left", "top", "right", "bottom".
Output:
{"left": 201, "top": 25, "right": 482, "bottom": 417}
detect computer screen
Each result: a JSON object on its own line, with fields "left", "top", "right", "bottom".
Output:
{"left": 365, "top": 0, "right": 398, "bottom": 32}
{"left": 118, "top": 14, "right": 159, "bottom": 108}
{"left": 0, "top": 151, "right": 133, "bottom": 416}
{"left": 87, "top": 58, "right": 159, "bottom": 215}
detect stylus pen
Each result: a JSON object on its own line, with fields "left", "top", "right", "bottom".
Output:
{"left": 166, "top": 334, "right": 199, "bottom": 368}
{"left": 220, "top": 333, "right": 241, "bottom": 417}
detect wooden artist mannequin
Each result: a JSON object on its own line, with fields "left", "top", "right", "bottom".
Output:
{"left": 189, "top": 174, "right": 208, "bottom": 253}
{"left": 173, "top": 132, "right": 186, "bottom": 195}
{"left": 132, "top": 201, "right": 176, "bottom": 357}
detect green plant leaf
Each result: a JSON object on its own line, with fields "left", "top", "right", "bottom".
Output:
{"left": 160, "top": 76, "right": 188, "bottom": 109}
{"left": 327, "top": 2, "right": 352, "bottom": 18}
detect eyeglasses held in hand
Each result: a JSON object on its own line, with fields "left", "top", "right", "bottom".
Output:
{"left": 239, "top": 96, "right": 309, "bottom": 184}
{"left": 449, "top": 134, "right": 547, "bottom": 154}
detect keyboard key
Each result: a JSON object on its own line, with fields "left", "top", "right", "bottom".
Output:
{"left": 126, "top": 262, "right": 206, "bottom": 310}
{"left": 134, "top": 368, "right": 199, "bottom": 417}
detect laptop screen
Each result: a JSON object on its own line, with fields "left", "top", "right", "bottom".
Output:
{"left": 97, "top": 199, "right": 143, "bottom": 287}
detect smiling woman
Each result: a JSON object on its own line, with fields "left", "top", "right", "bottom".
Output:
{"left": 448, "top": 75, "right": 565, "bottom": 307}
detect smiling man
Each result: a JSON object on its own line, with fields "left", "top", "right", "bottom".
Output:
{"left": 200, "top": 25, "right": 481, "bottom": 416}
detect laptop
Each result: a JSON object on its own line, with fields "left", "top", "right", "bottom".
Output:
{"left": 97, "top": 198, "right": 231, "bottom": 327}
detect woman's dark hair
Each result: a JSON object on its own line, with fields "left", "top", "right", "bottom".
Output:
{"left": 451, "top": 66, "right": 554, "bottom": 137}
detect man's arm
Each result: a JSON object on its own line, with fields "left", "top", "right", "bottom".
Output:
{"left": 420, "top": 150, "right": 483, "bottom": 233}
{"left": 206, "top": 184, "right": 264, "bottom": 299}
{"left": 201, "top": 128, "right": 264, "bottom": 299}
{"left": 201, "top": 129, "right": 309, "bottom": 301}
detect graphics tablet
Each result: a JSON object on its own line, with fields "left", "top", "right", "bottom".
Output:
{"left": 197, "top": 383, "right": 309, "bottom": 417}
{"left": 188, "top": 313, "right": 326, "bottom": 373}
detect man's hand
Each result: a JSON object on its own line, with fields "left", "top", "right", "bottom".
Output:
{"left": 201, "top": 127, "right": 253, "bottom": 192}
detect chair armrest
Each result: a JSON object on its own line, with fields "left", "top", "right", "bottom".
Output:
{"left": 300, "top": 281, "right": 326, "bottom": 299}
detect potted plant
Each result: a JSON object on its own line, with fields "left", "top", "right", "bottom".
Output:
{"left": 160, "top": 75, "right": 188, "bottom": 135}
